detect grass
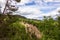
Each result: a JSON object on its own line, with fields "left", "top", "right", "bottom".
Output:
{"left": 0, "top": 14, "right": 60, "bottom": 40}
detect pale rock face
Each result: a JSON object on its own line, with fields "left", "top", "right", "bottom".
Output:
{"left": 21, "top": 22, "right": 42, "bottom": 39}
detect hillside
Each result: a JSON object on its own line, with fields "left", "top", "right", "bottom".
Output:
{"left": 0, "top": 14, "right": 60, "bottom": 40}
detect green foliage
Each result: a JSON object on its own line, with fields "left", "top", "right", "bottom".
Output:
{"left": 15, "top": 0, "right": 21, "bottom": 2}
{"left": 22, "top": 16, "right": 60, "bottom": 40}
{"left": 0, "top": 14, "right": 40, "bottom": 40}
{"left": 0, "top": 14, "right": 60, "bottom": 40}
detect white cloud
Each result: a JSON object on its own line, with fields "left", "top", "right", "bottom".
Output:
{"left": 44, "top": 0, "right": 60, "bottom": 2}
{"left": 44, "top": 0, "right": 54, "bottom": 2}
{"left": 14, "top": 0, "right": 60, "bottom": 20}
{"left": 14, "top": 6, "right": 59, "bottom": 20}
{"left": 16, "top": 6, "right": 42, "bottom": 16}
{"left": 0, "top": 0, "right": 60, "bottom": 20}
{"left": 0, "top": 0, "right": 6, "bottom": 12}
{"left": 19, "top": 7, "right": 40, "bottom": 14}
{"left": 19, "top": 0, "right": 32, "bottom": 5}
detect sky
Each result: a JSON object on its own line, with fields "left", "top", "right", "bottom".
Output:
{"left": 0, "top": 0, "right": 60, "bottom": 20}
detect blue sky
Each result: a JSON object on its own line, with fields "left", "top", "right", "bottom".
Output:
{"left": 0, "top": 0, "right": 60, "bottom": 20}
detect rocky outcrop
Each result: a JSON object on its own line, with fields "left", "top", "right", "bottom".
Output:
{"left": 21, "top": 22, "right": 42, "bottom": 39}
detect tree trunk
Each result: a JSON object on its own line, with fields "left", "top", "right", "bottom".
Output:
{"left": 3, "top": 0, "right": 9, "bottom": 14}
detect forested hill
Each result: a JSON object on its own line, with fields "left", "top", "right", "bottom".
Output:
{"left": 0, "top": 14, "right": 60, "bottom": 40}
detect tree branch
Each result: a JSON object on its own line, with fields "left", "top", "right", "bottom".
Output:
{"left": 3, "top": 0, "right": 9, "bottom": 14}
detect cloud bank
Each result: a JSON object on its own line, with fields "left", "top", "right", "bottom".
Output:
{"left": 0, "top": 0, "right": 60, "bottom": 20}
{"left": 16, "top": 0, "right": 60, "bottom": 19}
